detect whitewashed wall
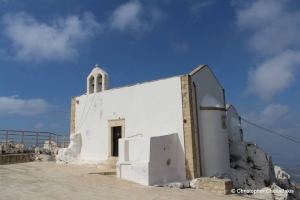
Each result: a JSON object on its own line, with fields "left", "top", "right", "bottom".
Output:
{"left": 226, "top": 105, "right": 243, "bottom": 142}
{"left": 191, "top": 66, "right": 230, "bottom": 176}
{"left": 74, "top": 77, "right": 186, "bottom": 181}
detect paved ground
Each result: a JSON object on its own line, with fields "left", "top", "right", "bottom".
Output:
{"left": 0, "top": 162, "right": 247, "bottom": 200}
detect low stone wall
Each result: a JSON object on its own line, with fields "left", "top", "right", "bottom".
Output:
{"left": 0, "top": 154, "right": 31, "bottom": 165}
{"left": 191, "top": 177, "right": 233, "bottom": 195}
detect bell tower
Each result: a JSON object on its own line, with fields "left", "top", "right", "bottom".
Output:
{"left": 87, "top": 64, "right": 109, "bottom": 94}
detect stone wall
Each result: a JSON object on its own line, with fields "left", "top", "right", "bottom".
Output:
{"left": 190, "top": 177, "right": 233, "bottom": 195}
{"left": 181, "top": 75, "right": 199, "bottom": 179}
{"left": 0, "top": 154, "right": 31, "bottom": 165}
{"left": 70, "top": 97, "right": 76, "bottom": 134}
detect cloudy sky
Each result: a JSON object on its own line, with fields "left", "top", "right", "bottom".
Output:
{"left": 0, "top": 0, "right": 299, "bottom": 163}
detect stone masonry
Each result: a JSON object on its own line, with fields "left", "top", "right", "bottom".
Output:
{"left": 70, "top": 97, "right": 76, "bottom": 134}
{"left": 181, "top": 75, "right": 200, "bottom": 179}
{"left": 0, "top": 154, "right": 31, "bottom": 165}
{"left": 191, "top": 178, "right": 233, "bottom": 195}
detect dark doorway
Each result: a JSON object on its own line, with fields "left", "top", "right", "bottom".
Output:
{"left": 112, "top": 126, "right": 122, "bottom": 157}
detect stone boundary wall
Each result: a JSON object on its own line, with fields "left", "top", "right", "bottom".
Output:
{"left": 70, "top": 97, "right": 76, "bottom": 134}
{"left": 0, "top": 154, "right": 31, "bottom": 165}
{"left": 181, "top": 75, "right": 199, "bottom": 179}
{"left": 191, "top": 178, "right": 233, "bottom": 195}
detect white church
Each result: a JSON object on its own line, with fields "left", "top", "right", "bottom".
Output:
{"left": 65, "top": 64, "right": 243, "bottom": 186}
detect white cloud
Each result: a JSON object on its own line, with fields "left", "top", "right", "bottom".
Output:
{"left": 190, "top": 0, "right": 215, "bottom": 17}
{"left": 236, "top": 0, "right": 283, "bottom": 31}
{"left": 257, "top": 104, "right": 289, "bottom": 126}
{"left": 0, "top": 95, "right": 52, "bottom": 116}
{"left": 234, "top": 0, "right": 300, "bottom": 55}
{"left": 173, "top": 40, "right": 189, "bottom": 52}
{"left": 2, "top": 12, "right": 102, "bottom": 62}
{"left": 109, "top": 1, "right": 162, "bottom": 33}
{"left": 246, "top": 50, "right": 300, "bottom": 100}
{"left": 243, "top": 104, "right": 289, "bottom": 130}
{"left": 232, "top": 0, "right": 300, "bottom": 100}
{"left": 34, "top": 123, "right": 44, "bottom": 129}
{"left": 50, "top": 123, "right": 60, "bottom": 128}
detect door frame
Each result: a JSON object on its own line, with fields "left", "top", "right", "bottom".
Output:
{"left": 108, "top": 119, "right": 125, "bottom": 157}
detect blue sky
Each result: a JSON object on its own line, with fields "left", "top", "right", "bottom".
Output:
{"left": 0, "top": 0, "right": 299, "bottom": 163}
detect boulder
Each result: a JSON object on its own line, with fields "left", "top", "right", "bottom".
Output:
{"left": 15, "top": 143, "right": 26, "bottom": 153}
{"left": 35, "top": 154, "right": 55, "bottom": 162}
{"left": 230, "top": 168, "right": 255, "bottom": 190}
{"left": 43, "top": 140, "right": 58, "bottom": 152}
{"left": 53, "top": 147, "right": 60, "bottom": 155}
{"left": 229, "top": 141, "right": 248, "bottom": 162}
{"left": 274, "top": 166, "right": 291, "bottom": 190}
{"left": 5, "top": 148, "right": 15, "bottom": 154}
{"left": 247, "top": 145, "right": 275, "bottom": 184}
{"left": 229, "top": 141, "right": 275, "bottom": 190}
{"left": 271, "top": 183, "right": 288, "bottom": 200}
{"left": 274, "top": 166, "right": 299, "bottom": 199}
{"left": 35, "top": 147, "right": 40, "bottom": 154}
{"left": 68, "top": 133, "right": 81, "bottom": 155}
{"left": 251, "top": 187, "right": 274, "bottom": 200}
{"left": 56, "top": 133, "right": 82, "bottom": 164}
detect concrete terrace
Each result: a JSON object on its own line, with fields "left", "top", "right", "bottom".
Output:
{"left": 0, "top": 162, "right": 247, "bottom": 200}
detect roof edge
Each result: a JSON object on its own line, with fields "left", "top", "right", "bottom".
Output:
{"left": 189, "top": 64, "right": 207, "bottom": 76}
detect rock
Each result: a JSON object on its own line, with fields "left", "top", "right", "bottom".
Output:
{"left": 229, "top": 141, "right": 276, "bottom": 190}
{"left": 56, "top": 148, "right": 76, "bottom": 164}
{"left": 274, "top": 166, "right": 291, "bottom": 190}
{"left": 165, "top": 182, "right": 184, "bottom": 189}
{"left": 229, "top": 141, "right": 248, "bottom": 162}
{"left": 5, "top": 148, "right": 15, "bottom": 154}
{"left": 274, "top": 166, "right": 299, "bottom": 199}
{"left": 68, "top": 133, "right": 81, "bottom": 155}
{"left": 53, "top": 147, "right": 60, "bottom": 155}
{"left": 154, "top": 181, "right": 189, "bottom": 189}
{"left": 35, "top": 154, "right": 55, "bottom": 162}
{"left": 35, "top": 147, "right": 40, "bottom": 154}
{"left": 43, "top": 140, "right": 58, "bottom": 152}
{"left": 190, "top": 179, "right": 200, "bottom": 189}
{"left": 44, "top": 140, "right": 58, "bottom": 146}
{"left": 15, "top": 143, "right": 26, "bottom": 153}
{"left": 28, "top": 146, "right": 36, "bottom": 152}
{"left": 247, "top": 145, "right": 275, "bottom": 184}
{"left": 251, "top": 187, "right": 274, "bottom": 200}
{"left": 1, "top": 143, "right": 11, "bottom": 152}
{"left": 55, "top": 133, "right": 82, "bottom": 164}
{"left": 41, "top": 148, "right": 51, "bottom": 155}
{"left": 211, "top": 173, "right": 231, "bottom": 179}
{"left": 271, "top": 183, "right": 289, "bottom": 200}
{"left": 230, "top": 168, "right": 254, "bottom": 189}
{"left": 0, "top": 145, "right": 2, "bottom": 155}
